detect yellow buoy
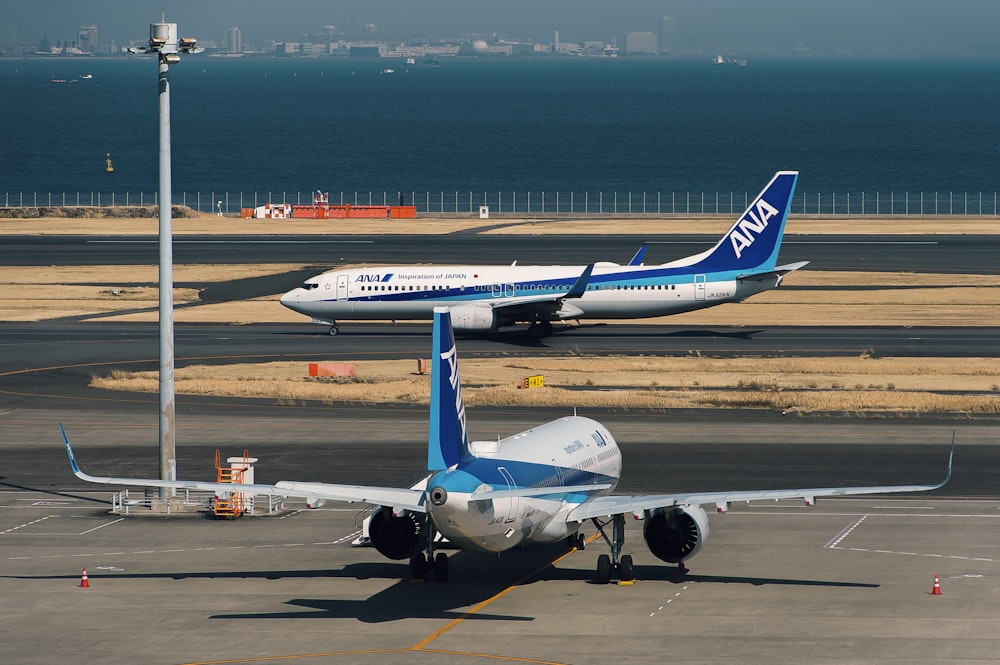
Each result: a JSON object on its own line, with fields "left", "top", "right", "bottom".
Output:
{"left": 105, "top": 152, "right": 114, "bottom": 173}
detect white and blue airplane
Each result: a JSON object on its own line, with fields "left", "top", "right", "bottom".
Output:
{"left": 280, "top": 171, "right": 809, "bottom": 337}
{"left": 64, "top": 308, "right": 953, "bottom": 584}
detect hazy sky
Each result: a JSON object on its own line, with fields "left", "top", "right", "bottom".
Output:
{"left": 5, "top": 1, "right": 1000, "bottom": 56}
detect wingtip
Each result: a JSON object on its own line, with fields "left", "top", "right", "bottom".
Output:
{"left": 944, "top": 431, "right": 956, "bottom": 483}
{"left": 59, "top": 422, "right": 82, "bottom": 475}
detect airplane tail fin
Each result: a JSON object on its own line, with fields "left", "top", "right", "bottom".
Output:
{"left": 687, "top": 171, "right": 798, "bottom": 274}
{"left": 427, "top": 307, "right": 471, "bottom": 471}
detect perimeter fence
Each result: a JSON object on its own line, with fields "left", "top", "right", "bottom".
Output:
{"left": 3, "top": 190, "right": 1000, "bottom": 216}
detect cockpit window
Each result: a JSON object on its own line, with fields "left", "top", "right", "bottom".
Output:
{"left": 301, "top": 282, "right": 319, "bottom": 290}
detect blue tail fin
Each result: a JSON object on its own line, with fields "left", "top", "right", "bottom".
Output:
{"left": 689, "top": 171, "right": 798, "bottom": 273}
{"left": 427, "top": 307, "right": 471, "bottom": 471}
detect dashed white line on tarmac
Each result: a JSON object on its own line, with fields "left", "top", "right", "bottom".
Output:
{"left": 650, "top": 585, "right": 690, "bottom": 617}
{"left": 0, "top": 515, "right": 58, "bottom": 534}
{"left": 7, "top": 538, "right": 344, "bottom": 561}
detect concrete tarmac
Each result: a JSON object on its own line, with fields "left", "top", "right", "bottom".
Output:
{"left": 3, "top": 406, "right": 999, "bottom": 664}
{"left": 2, "top": 486, "right": 998, "bottom": 664}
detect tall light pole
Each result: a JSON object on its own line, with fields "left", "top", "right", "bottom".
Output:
{"left": 147, "top": 20, "right": 198, "bottom": 500}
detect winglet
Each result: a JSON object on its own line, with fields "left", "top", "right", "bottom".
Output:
{"left": 60, "top": 423, "right": 83, "bottom": 476}
{"left": 60, "top": 422, "right": 95, "bottom": 483}
{"left": 564, "top": 264, "right": 594, "bottom": 299}
{"left": 628, "top": 245, "right": 647, "bottom": 266}
{"left": 941, "top": 431, "right": 956, "bottom": 488}
{"left": 427, "top": 308, "right": 471, "bottom": 471}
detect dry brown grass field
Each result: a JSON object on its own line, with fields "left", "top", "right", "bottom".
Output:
{"left": 1, "top": 212, "right": 999, "bottom": 236}
{"left": 90, "top": 355, "right": 1000, "bottom": 415}
{"left": 7, "top": 212, "right": 998, "bottom": 414}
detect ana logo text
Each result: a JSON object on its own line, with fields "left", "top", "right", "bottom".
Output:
{"left": 729, "top": 198, "right": 779, "bottom": 259}
{"left": 355, "top": 273, "right": 394, "bottom": 283}
{"left": 439, "top": 341, "right": 469, "bottom": 447}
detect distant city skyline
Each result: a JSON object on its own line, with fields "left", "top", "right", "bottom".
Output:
{"left": 4, "top": 0, "right": 1000, "bottom": 58}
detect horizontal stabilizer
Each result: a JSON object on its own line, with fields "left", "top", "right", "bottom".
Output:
{"left": 472, "top": 483, "right": 612, "bottom": 500}
{"left": 739, "top": 260, "right": 809, "bottom": 282}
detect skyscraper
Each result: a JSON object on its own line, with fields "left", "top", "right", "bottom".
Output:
{"left": 225, "top": 26, "right": 242, "bottom": 54}
{"left": 78, "top": 25, "right": 98, "bottom": 54}
{"left": 660, "top": 16, "right": 676, "bottom": 54}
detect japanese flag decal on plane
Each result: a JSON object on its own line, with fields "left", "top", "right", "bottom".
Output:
{"left": 427, "top": 307, "right": 471, "bottom": 471}
{"left": 687, "top": 170, "right": 798, "bottom": 274}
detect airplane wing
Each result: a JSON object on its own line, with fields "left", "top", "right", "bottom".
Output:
{"left": 478, "top": 263, "right": 594, "bottom": 319}
{"left": 567, "top": 437, "right": 954, "bottom": 522}
{"left": 61, "top": 425, "right": 426, "bottom": 512}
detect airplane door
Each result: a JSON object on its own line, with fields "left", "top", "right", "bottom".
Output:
{"left": 490, "top": 283, "right": 516, "bottom": 299}
{"left": 336, "top": 275, "right": 349, "bottom": 300}
{"left": 497, "top": 466, "right": 518, "bottom": 523}
{"left": 694, "top": 274, "right": 706, "bottom": 301}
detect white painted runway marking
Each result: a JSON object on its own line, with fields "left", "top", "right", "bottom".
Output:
{"left": 78, "top": 517, "right": 124, "bottom": 535}
{"left": 6, "top": 539, "right": 341, "bottom": 562}
{"left": 649, "top": 585, "right": 690, "bottom": 617}
{"left": 0, "top": 515, "right": 58, "bottom": 535}
{"left": 823, "top": 513, "right": 1000, "bottom": 564}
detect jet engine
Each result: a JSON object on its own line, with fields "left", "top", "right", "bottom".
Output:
{"left": 643, "top": 504, "right": 710, "bottom": 564}
{"left": 367, "top": 506, "right": 425, "bottom": 560}
{"left": 449, "top": 304, "right": 498, "bottom": 332}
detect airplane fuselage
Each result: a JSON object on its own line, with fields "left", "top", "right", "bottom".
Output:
{"left": 280, "top": 263, "right": 779, "bottom": 330}
{"left": 425, "top": 415, "right": 621, "bottom": 553}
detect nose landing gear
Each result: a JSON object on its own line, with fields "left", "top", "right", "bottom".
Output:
{"left": 592, "top": 514, "right": 636, "bottom": 584}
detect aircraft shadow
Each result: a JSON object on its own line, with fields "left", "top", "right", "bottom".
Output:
{"left": 194, "top": 268, "right": 320, "bottom": 303}
{"left": 0, "top": 479, "right": 110, "bottom": 505}
{"left": 5, "top": 554, "right": 877, "bottom": 622}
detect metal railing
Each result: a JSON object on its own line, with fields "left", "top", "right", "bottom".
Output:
{"left": 4, "top": 190, "right": 1000, "bottom": 216}
{"left": 110, "top": 488, "right": 285, "bottom": 515}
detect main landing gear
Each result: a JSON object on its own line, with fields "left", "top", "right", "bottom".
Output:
{"left": 591, "top": 514, "right": 635, "bottom": 584}
{"left": 527, "top": 320, "right": 554, "bottom": 339}
{"left": 327, "top": 323, "right": 339, "bottom": 336}
{"left": 409, "top": 520, "right": 449, "bottom": 582}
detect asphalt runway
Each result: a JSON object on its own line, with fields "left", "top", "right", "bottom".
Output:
{"left": 2, "top": 231, "right": 1000, "bottom": 664}
{"left": 4, "top": 232, "right": 1000, "bottom": 273}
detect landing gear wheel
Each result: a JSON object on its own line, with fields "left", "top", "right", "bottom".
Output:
{"left": 540, "top": 321, "right": 553, "bottom": 336}
{"left": 576, "top": 533, "right": 586, "bottom": 551}
{"left": 409, "top": 554, "right": 427, "bottom": 580}
{"left": 596, "top": 554, "right": 611, "bottom": 585}
{"left": 432, "top": 552, "right": 449, "bottom": 583}
{"left": 618, "top": 554, "right": 635, "bottom": 582}
{"left": 327, "top": 325, "right": 339, "bottom": 336}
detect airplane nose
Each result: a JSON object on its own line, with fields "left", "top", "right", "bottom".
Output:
{"left": 279, "top": 290, "right": 300, "bottom": 310}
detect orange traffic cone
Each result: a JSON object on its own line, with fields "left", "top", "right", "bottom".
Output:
{"left": 931, "top": 573, "right": 941, "bottom": 595}
{"left": 79, "top": 567, "right": 90, "bottom": 589}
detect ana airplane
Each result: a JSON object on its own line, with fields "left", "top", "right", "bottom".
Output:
{"left": 280, "top": 171, "right": 809, "bottom": 337}
{"left": 64, "top": 308, "right": 953, "bottom": 584}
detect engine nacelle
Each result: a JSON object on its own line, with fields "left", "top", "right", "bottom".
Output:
{"left": 643, "top": 504, "right": 710, "bottom": 564}
{"left": 449, "top": 304, "right": 497, "bottom": 332}
{"left": 367, "top": 506, "right": 424, "bottom": 560}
